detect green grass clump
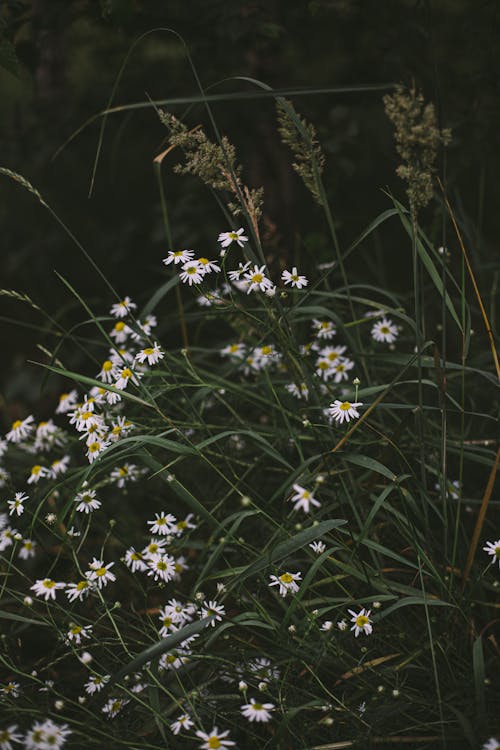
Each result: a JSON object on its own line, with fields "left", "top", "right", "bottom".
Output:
{"left": 0, "top": 73, "right": 498, "bottom": 750}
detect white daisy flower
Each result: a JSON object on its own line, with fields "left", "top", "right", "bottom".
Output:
{"left": 170, "top": 714, "right": 194, "bottom": 735}
{"left": 56, "top": 390, "right": 79, "bottom": 414}
{"left": 146, "top": 553, "right": 176, "bottom": 582}
{"left": 142, "top": 538, "right": 168, "bottom": 559}
{"left": 269, "top": 571, "right": 302, "bottom": 597}
{"left": 7, "top": 492, "right": 28, "bottom": 517}
{"left": 483, "top": 539, "right": 500, "bottom": 569}
{"left": 86, "top": 438, "right": 110, "bottom": 464}
{"left": 135, "top": 342, "right": 164, "bottom": 365}
{"left": 285, "top": 382, "right": 309, "bottom": 400}
{"left": 195, "top": 727, "right": 235, "bottom": 749}
{"left": 371, "top": 317, "right": 399, "bottom": 343}
{"left": 179, "top": 260, "right": 204, "bottom": 285}
{"left": 0, "top": 682, "right": 20, "bottom": 698}
{"left": 110, "top": 321, "right": 131, "bottom": 343}
{"left": 0, "top": 724, "right": 23, "bottom": 748}
{"left": 328, "top": 400, "right": 363, "bottom": 424}
{"left": 102, "top": 697, "right": 129, "bottom": 719}
{"left": 171, "top": 513, "right": 196, "bottom": 536}
{"left": 483, "top": 739, "right": 500, "bottom": 750}
{"left": 30, "top": 578, "right": 66, "bottom": 601}
{"left": 97, "top": 359, "right": 118, "bottom": 383}
{"left": 312, "top": 319, "right": 336, "bottom": 339}
{"left": 50, "top": 455, "right": 70, "bottom": 478}
{"left": 199, "top": 599, "right": 225, "bottom": 627}
{"left": 321, "top": 621, "right": 334, "bottom": 632}
{"left": 332, "top": 359, "right": 354, "bottom": 382}
{"left": 65, "top": 579, "right": 93, "bottom": 603}
{"left": 114, "top": 366, "right": 140, "bottom": 391}
{"left": 84, "top": 674, "right": 110, "bottom": 695}
{"left": 27, "top": 464, "right": 50, "bottom": 484}
{"left": 124, "top": 547, "right": 148, "bottom": 573}
{"left": 289, "top": 484, "right": 321, "bottom": 513}
{"left": 243, "top": 264, "right": 274, "bottom": 294}
{"left": 218, "top": 228, "right": 248, "bottom": 248}
{"left": 74, "top": 489, "right": 101, "bottom": 514}
{"left": 24, "top": 720, "right": 71, "bottom": 748}
{"left": 197, "top": 257, "right": 221, "bottom": 274}
{"left": 86, "top": 559, "right": 116, "bottom": 589}
{"left": 163, "top": 249, "right": 194, "bottom": 265}
{"left": 319, "top": 345, "right": 347, "bottom": 363}
{"left": 348, "top": 608, "right": 373, "bottom": 637}
{"left": 147, "top": 512, "right": 177, "bottom": 536}
{"left": 110, "top": 463, "right": 140, "bottom": 487}
{"left": 281, "top": 267, "right": 308, "bottom": 289}
{"left": 228, "top": 261, "right": 251, "bottom": 281}
{"left": 241, "top": 697, "right": 275, "bottom": 722}
{"left": 110, "top": 296, "right": 137, "bottom": 318}
{"left": 18, "top": 539, "right": 36, "bottom": 560}
{"left": 66, "top": 623, "right": 92, "bottom": 645}
{"left": 6, "top": 415, "right": 35, "bottom": 443}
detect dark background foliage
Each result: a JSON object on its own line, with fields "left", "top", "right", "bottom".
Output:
{"left": 1, "top": 0, "right": 499, "bottom": 414}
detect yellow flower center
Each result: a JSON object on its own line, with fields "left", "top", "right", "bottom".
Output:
{"left": 279, "top": 573, "right": 294, "bottom": 584}
{"left": 81, "top": 411, "right": 93, "bottom": 420}
{"left": 186, "top": 266, "right": 197, "bottom": 274}
{"left": 199, "top": 257, "right": 209, "bottom": 265}
{"left": 380, "top": 326, "right": 390, "bottom": 334}
{"left": 260, "top": 345, "right": 272, "bottom": 355}
{"left": 251, "top": 273, "right": 263, "bottom": 283}
{"left": 31, "top": 465, "right": 42, "bottom": 475}
{"left": 356, "top": 615, "right": 369, "bottom": 627}
{"left": 120, "top": 368, "right": 132, "bottom": 379}
{"left": 208, "top": 738, "right": 221, "bottom": 749}
{"left": 76, "top": 580, "right": 88, "bottom": 591}
{"left": 131, "top": 551, "right": 142, "bottom": 561}
{"left": 43, "top": 579, "right": 55, "bottom": 589}
{"left": 253, "top": 702, "right": 263, "bottom": 710}
{"left": 12, "top": 419, "right": 22, "bottom": 430}
{"left": 70, "top": 625, "right": 82, "bottom": 635}
{"left": 143, "top": 348, "right": 154, "bottom": 356}
{"left": 119, "top": 466, "right": 129, "bottom": 477}
{"left": 88, "top": 442, "right": 100, "bottom": 453}
{"left": 327, "top": 352, "right": 339, "bottom": 361}
{"left": 177, "top": 520, "right": 187, "bottom": 529}
{"left": 102, "top": 360, "right": 113, "bottom": 371}
{"left": 318, "top": 361, "right": 329, "bottom": 370}
{"left": 339, "top": 402, "right": 352, "bottom": 411}
{"left": 95, "top": 567, "right": 107, "bottom": 577}
{"left": 114, "top": 322, "right": 125, "bottom": 332}
{"left": 495, "top": 547, "right": 500, "bottom": 558}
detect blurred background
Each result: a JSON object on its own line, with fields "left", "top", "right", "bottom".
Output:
{"left": 1, "top": 0, "right": 499, "bottom": 419}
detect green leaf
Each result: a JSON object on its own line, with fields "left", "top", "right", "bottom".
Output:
{"left": 0, "top": 609, "right": 49, "bottom": 627}
{"left": 374, "top": 596, "right": 455, "bottom": 621}
{"left": 343, "top": 454, "right": 397, "bottom": 482}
